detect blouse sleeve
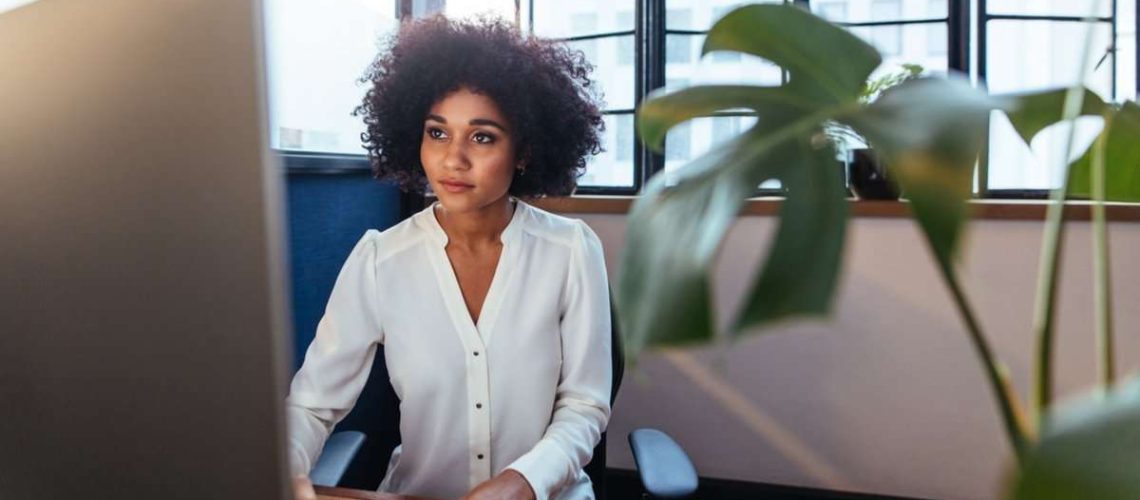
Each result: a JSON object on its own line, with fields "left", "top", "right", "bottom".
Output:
{"left": 507, "top": 220, "right": 613, "bottom": 499}
{"left": 285, "top": 230, "right": 385, "bottom": 477}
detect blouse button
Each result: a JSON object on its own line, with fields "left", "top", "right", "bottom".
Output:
{"left": 477, "top": 454, "right": 484, "bottom": 460}
{"left": 473, "top": 351, "right": 480, "bottom": 356}
{"left": 476, "top": 403, "right": 483, "bottom": 409}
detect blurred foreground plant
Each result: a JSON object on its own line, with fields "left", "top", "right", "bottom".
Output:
{"left": 615, "top": 3, "right": 1140, "bottom": 498}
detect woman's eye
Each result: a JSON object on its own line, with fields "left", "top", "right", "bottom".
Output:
{"left": 426, "top": 127, "right": 445, "bottom": 140}
{"left": 473, "top": 132, "right": 496, "bottom": 144}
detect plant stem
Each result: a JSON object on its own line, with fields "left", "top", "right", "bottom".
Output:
{"left": 934, "top": 256, "right": 1031, "bottom": 461}
{"left": 1030, "top": 0, "right": 1103, "bottom": 425}
{"left": 1091, "top": 123, "right": 1114, "bottom": 388}
{"left": 1031, "top": 187, "right": 1066, "bottom": 424}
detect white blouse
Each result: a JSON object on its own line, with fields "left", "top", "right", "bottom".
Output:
{"left": 286, "top": 200, "right": 612, "bottom": 500}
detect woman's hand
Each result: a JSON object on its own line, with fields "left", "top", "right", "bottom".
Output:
{"left": 292, "top": 475, "right": 318, "bottom": 500}
{"left": 462, "top": 469, "right": 536, "bottom": 500}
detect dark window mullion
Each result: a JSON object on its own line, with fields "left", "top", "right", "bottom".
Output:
{"left": 562, "top": 30, "right": 636, "bottom": 42}
{"left": 949, "top": 0, "right": 969, "bottom": 75}
{"left": 1111, "top": 0, "right": 1119, "bottom": 99}
{"left": 639, "top": 0, "right": 666, "bottom": 188}
{"left": 838, "top": 17, "right": 948, "bottom": 28}
{"left": 663, "top": 28, "right": 706, "bottom": 35}
{"left": 986, "top": 14, "right": 1113, "bottom": 23}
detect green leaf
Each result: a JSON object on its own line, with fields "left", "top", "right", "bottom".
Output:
{"left": 1002, "top": 87, "right": 1107, "bottom": 146}
{"left": 848, "top": 77, "right": 1002, "bottom": 263}
{"left": 621, "top": 6, "right": 997, "bottom": 358}
{"left": 1067, "top": 101, "right": 1140, "bottom": 202}
{"left": 617, "top": 129, "right": 786, "bottom": 354}
{"left": 1010, "top": 377, "right": 1140, "bottom": 500}
{"left": 733, "top": 139, "right": 848, "bottom": 332}
{"left": 637, "top": 85, "right": 811, "bottom": 152}
{"left": 704, "top": 4, "right": 880, "bottom": 103}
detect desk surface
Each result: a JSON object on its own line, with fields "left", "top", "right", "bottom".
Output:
{"left": 314, "top": 485, "right": 436, "bottom": 500}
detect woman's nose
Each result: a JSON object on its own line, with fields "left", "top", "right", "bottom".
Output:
{"left": 442, "top": 141, "right": 470, "bottom": 171}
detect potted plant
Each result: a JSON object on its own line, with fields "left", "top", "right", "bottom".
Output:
{"left": 828, "top": 63, "right": 924, "bottom": 200}
{"left": 615, "top": 3, "right": 1140, "bottom": 498}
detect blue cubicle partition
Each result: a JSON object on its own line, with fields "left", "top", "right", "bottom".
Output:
{"left": 286, "top": 172, "right": 404, "bottom": 489}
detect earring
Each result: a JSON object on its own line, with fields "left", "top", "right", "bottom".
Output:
{"left": 517, "top": 164, "right": 526, "bottom": 176}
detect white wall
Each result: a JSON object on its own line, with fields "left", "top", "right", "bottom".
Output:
{"left": 582, "top": 212, "right": 1140, "bottom": 500}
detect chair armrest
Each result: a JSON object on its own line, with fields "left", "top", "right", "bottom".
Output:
{"left": 628, "top": 428, "right": 698, "bottom": 499}
{"left": 310, "top": 431, "right": 367, "bottom": 487}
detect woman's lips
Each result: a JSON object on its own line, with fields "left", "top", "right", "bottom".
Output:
{"left": 439, "top": 180, "right": 474, "bottom": 193}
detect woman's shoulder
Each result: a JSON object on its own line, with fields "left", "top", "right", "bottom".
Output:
{"left": 350, "top": 208, "right": 436, "bottom": 264}
{"left": 517, "top": 200, "right": 599, "bottom": 248}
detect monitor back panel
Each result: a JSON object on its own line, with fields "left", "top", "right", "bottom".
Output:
{"left": 0, "top": 1, "right": 291, "bottom": 498}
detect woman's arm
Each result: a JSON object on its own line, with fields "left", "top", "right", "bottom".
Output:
{"left": 506, "top": 220, "right": 613, "bottom": 500}
{"left": 286, "top": 231, "right": 386, "bottom": 478}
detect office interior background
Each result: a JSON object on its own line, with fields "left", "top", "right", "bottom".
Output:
{"left": 263, "top": 1, "right": 1140, "bottom": 499}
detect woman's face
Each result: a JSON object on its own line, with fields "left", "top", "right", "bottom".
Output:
{"left": 420, "top": 87, "right": 517, "bottom": 214}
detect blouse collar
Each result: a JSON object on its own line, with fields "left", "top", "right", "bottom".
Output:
{"left": 417, "top": 198, "right": 525, "bottom": 247}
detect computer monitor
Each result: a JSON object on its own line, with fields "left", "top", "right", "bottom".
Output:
{"left": 0, "top": 1, "right": 292, "bottom": 498}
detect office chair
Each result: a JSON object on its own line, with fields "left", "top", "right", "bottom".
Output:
{"left": 311, "top": 304, "right": 699, "bottom": 499}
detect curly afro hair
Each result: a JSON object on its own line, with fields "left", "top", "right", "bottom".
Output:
{"left": 356, "top": 15, "right": 605, "bottom": 197}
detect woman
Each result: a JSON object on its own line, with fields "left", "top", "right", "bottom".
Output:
{"left": 287, "top": 15, "right": 610, "bottom": 500}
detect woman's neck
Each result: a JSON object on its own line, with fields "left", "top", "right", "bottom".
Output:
{"left": 435, "top": 196, "right": 515, "bottom": 250}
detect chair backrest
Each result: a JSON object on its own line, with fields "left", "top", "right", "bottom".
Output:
{"left": 286, "top": 173, "right": 404, "bottom": 491}
{"left": 583, "top": 301, "right": 625, "bottom": 499}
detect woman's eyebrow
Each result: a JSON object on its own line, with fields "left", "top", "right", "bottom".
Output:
{"left": 469, "top": 118, "right": 507, "bottom": 132}
{"left": 425, "top": 114, "right": 507, "bottom": 133}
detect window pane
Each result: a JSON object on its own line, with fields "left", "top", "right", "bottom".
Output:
{"left": 665, "top": 0, "right": 781, "bottom": 31}
{"left": 531, "top": 0, "right": 634, "bottom": 38}
{"left": 531, "top": 1, "right": 635, "bottom": 190}
{"left": 814, "top": 0, "right": 849, "bottom": 22}
{"left": 667, "top": 34, "right": 783, "bottom": 87}
{"left": 986, "top": 20, "right": 1113, "bottom": 190}
{"left": 870, "top": 1, "right": 902, "bottom": 56}
{"left": 566, "top": 36, "right": 635, "bottom": 110}
{"left": 1117, "top": 0, "right": 1138, "bottom": 101}
{"left": 851, "top": 24, "right": 951, "bottom": 74}
{"left": 987, "top": 0, "right": 1110, "bottom": 18}
{"left": 579, "top": 114, "right": 635, "bottom": 188}
{"left": 988, "top": 114, "right": 1104, "bottom": 191}
{"left": 263, "top": 0, "right": 397, "bottom": 154}
{"left": 445, "top": 0, "right": 514, "bottom": 21}
{"left": 927, "top": 20, "right": 948, "bottom": 55}
{"left": 986, "top": 21, "right": 1112, "bottom": 96}
{"left": 665, "top": 35, "right": 694, "bottom": 64}
{"left": 664, "top": 116, "right": 758, "bottom": 178}
{"left": 810, "top": 0, "right": 948, "bottom": 23}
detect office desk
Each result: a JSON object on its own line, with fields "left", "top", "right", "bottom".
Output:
{"left": 314, "top": 485, "right": 436, "bottom": 500}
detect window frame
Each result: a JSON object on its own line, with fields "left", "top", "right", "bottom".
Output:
{"left": 976, "top": 0, "right": 1124, "bottom": 198}
{"left": 524, "top": 0, "right": 644, "bottom": 195}
{"left": 278, "top": 0, "right": 1140, "bottom": 200}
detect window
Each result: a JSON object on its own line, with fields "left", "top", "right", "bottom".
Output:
{"left": 870, "top": 0, "right": 902, "bottom": 57}
{"left": 268, "top": 0, "right": 1140, "bottom": 197}
{"left": 814, "top": 0, "right": 951, "bottom": 80}
{"left": 815, "top": 1, "right": 848, "bottom": 21}
{"left": 981, "top": 0, "right": 1136, "bottom": 193}
{"left": 617, "top": 10, "right": 635, "bottom": 65}
{"left": 663, "top": 1, "right": 783, "bottom": 184}
{"left": 925, "top": 1, "right": 948, "bottom": 55}
{"left": 263, "top": 0, "right": 399, "bottom": 154}
{"left": 616, "top": 113, "right": 634, "bottom": 162}
{"left": 526, "top": 0, "right": 636, "bottom": 190}
{"left": 665, "top": 122, "right": 691, "bottom": 161}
